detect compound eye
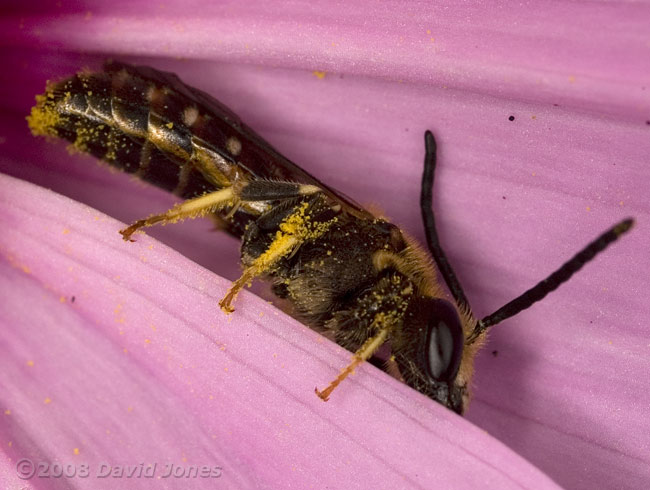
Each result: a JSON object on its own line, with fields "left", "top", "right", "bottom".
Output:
{"left": 425, "top": 302, "right": 464, "bottom": 382}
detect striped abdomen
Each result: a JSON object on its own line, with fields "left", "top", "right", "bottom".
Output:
{"left": 27, "top": 63, "right": 250, "bottom": 199}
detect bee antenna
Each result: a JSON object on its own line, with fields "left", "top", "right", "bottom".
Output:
{"left": 466, "top": 218, "right": 634, "bottom": 343}
{"left": 420, "top": 130, "right": 474, "bottom": 316}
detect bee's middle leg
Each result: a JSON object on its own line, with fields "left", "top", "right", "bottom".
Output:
{"left": 219, "top": 184, "right": 336, "bottom": 313}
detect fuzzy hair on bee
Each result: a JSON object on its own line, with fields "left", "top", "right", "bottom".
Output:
{"left": 27, "top": 61, "right": 634, "bottom": 414}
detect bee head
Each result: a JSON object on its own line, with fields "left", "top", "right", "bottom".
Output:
{"left": 393, "top": 297, "right": 466, "bottom": 414}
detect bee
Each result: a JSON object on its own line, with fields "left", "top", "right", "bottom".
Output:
{"left": 27, "top": 61, "right": 633, "bottom": 414}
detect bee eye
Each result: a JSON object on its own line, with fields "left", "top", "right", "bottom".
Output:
{"left": 424, "top": 302, "right": 464, "bottom": 382}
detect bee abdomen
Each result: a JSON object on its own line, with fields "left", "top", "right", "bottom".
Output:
{"left": 27, "top": 67, "right": 232, "bottom": 199}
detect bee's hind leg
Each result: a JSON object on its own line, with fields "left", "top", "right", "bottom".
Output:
{"left": 119, "top": 180, "right": 321, "bottom": 241}
{"left": 119, "top": 187, "right": 238, "bottom": 241}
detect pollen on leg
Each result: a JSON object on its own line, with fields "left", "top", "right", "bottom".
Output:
{"left": 218, "top": 200, "right": 336, "bottom": 313}
{"left": 219, "top": 234, "right": 301, "bottom": 313}
{"left": 119, "top": 187, "right": 235, "bottom": 241}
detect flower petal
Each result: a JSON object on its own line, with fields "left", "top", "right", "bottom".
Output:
{"left": 0, "top": 174, "right": 560, "bottom": 488}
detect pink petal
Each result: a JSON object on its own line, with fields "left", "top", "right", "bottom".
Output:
{"left": 1, "top": 2, "right": 649, "bottom": 488}
{"left": 0, "top": 175, "right": 558, "bottom": 489}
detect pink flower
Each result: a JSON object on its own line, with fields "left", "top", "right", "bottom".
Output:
{"left": 1, "top": 2, "right": 648, "bottom": 488}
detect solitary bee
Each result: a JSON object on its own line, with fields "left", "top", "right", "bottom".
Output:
{"left": 27, "top": 61, "right": 633, "bottom": 414}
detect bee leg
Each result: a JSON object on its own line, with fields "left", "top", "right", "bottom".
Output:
{"left": 119, "top": 187, "right": 237, "bottom": 241}
{"left": 218, "top": 231, "right": 302, "bottom": 313}
{"left": 219, "top": 186, "right": 334, "bottom": 313}
{"left": 120, "top": 181, "right": 322, "bottom": 241}
{"left": 315, "top": 324, "right": 391, "bottom": 401}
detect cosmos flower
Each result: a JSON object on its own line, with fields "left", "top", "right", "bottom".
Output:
{"left": 1, "top": 2, "right": 648, "bottom": 489}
